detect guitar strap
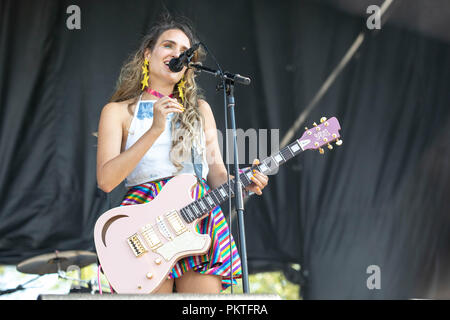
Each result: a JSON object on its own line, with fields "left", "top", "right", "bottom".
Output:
{"left": 191, "top": 146, "right": 203, "bottom": 183}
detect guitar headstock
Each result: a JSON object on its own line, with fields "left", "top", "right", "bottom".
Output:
{"left": 298, "top": 117, "right": 342, "bottom": 154}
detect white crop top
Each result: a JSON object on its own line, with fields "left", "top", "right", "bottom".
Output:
{"left": 124, "top": 94, "right": 209, "bottom": 187}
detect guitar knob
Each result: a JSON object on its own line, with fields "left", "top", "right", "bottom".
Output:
{"left": 155, "top": 258, "right": 162, "bottom": 265}
{"left": 319, "top": 147, "right": 325, "bottom": 154}
{"left": 146, "top": 272, "right": 154, "bottom": 279}
{"left": 336, "top": 139, "right": 343, "bottom": 146}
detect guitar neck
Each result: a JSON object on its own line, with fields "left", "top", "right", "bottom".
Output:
{"left": 179, "top": 139, "right": 304, "bottom": 223}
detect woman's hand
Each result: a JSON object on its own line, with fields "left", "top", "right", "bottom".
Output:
{"left": 151, "top": 96, "right": 184, "bottom": 133}
{"left": 245, "top": 159, "right": 269, "bottom": 196}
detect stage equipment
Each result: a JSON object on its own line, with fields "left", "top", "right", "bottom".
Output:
{"left": 168, "top": 43, "right": 201, "bottom": 72}
{"left": 17, "top": 250, "right": 97, "bottom": 275}
{"left": 0, "top": 275, "right": 41, "bottom": 296}
{"left": 15, "top": 250, "right": 100, "bottom": 294}
{"left": 187, "top": 42, "right": 253, "bottom": 294}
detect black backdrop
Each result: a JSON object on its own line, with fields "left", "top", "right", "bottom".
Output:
{"left": 0, "top": 0, "right": 449, "bottom": 299}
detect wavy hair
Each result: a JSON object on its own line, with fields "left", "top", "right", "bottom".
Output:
{"left": 110, "top": 14, "right": 207, "bottom": 173}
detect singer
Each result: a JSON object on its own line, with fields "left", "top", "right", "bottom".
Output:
{"left": 96, "top": 15, "right": 269, "bottom": 294}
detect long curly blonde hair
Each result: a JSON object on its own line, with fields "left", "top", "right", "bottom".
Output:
{"left": 110, "top": 15, "right": 207, "bottom": 173}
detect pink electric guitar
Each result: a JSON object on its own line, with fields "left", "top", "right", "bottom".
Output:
{"left": 94, "top": 117, "right": 342, "bottom": 293}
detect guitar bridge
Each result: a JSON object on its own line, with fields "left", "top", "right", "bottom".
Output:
{"left": 127, "top": 233, "right": 148, "bottom": 257}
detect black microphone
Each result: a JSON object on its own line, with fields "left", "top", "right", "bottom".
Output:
{"left": 168, "top": 43, "right": 201, "bottom": 72}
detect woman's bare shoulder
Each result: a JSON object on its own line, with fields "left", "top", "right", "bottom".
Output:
{"left": 197, "top": 98, "right": 212, "bottom": 116}
{"left": 101, "top": 98, "right": 136, "bottom": 120}
{"left": 197, "top": 99, "right": 218, "bottom": 132}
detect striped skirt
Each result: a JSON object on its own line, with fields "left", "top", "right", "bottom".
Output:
{"left": 120, "top": 176, "right": 242, "bottom": 290}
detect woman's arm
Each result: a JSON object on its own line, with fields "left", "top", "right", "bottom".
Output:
{"left": 96, "top": 102, "right": 163, "bottom": 193}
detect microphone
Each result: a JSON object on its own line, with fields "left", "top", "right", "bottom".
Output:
{"left": 168, "top": 43, "right": 201, "bottom": 72}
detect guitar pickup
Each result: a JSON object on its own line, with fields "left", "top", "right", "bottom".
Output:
{"left": 166, "top": 210, "right": 187, "bottom": 236}
{"left": 141, "top": 224, "right": 163, "bottom": 251}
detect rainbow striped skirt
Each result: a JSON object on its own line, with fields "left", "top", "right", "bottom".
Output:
{"left": 120, "top": 176, "right": 242, "bottom": 290}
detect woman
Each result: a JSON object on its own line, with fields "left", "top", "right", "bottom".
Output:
{"left": 96, "top": 16, "right": 268, "bottom": 294}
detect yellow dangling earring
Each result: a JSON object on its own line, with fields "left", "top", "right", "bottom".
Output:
{"left": 177, "top": 77, "right": 186, "bottom": 103}
{"left": 141, "top": 57, "right": 150, "bottom": 91}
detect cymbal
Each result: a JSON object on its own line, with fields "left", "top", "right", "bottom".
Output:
{"left": 16, "top": 250, "right": 97, "bottom": 275}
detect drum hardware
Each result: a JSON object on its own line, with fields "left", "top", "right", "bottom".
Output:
{"left": 16, "top": 250, "right": 97, "bottom": 275}
{"left": 14, "top": 250, "right": 105, "bottom": 295}
{"left": 0, "top": 275, "right": 41, "bottom": 296}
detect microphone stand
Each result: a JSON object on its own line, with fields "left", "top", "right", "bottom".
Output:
{"left": 189, "top": 62, "right": 251, "bottom": 293}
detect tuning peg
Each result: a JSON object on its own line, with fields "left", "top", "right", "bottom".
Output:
{"left": 320, "top": 117, "right": 327, "bottom": 123}
{"left": 336, "top": 138, "right": 343, "bottom": 146}
{"left": 327, "top": 143, "right": 333, "bottom": 150}
{"left": 319, "top": 147, "right": 325, "bottom": 154}
{"left": 313, "top": 122, "right": 317, "bottom": 127}
{"left": 304, "top": 127, "right": 308, "bottom": 131}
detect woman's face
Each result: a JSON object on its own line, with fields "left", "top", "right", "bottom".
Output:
{"left": 146, "top": 28, "right": 191, "bottom": 86}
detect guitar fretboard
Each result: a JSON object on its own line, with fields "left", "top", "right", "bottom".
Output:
{"left": 179, "top": 139, "right": 304, "bottom": 223}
